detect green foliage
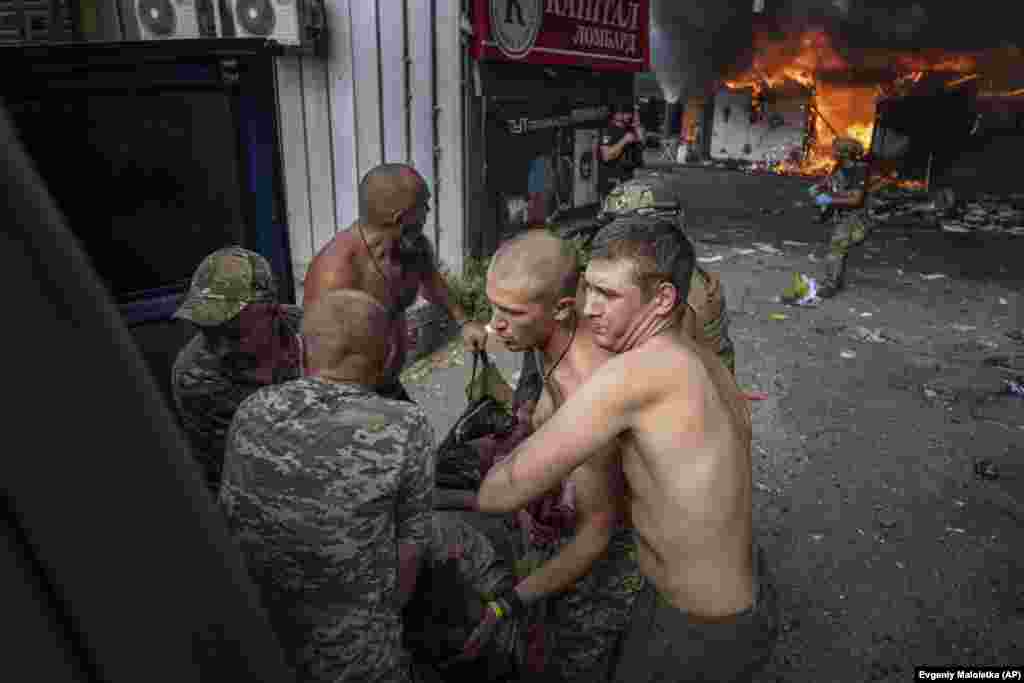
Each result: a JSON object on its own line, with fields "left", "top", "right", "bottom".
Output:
{"left": 440, "top": 256, "right": 492, "bottom": 322}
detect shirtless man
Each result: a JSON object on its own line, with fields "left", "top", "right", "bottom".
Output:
{"left": 303, "top": 163, "right": 488, "bottom": 401}
{"left": 478, "top": 217, "right": 778, "bottom": 681}
{"left": 459, "top": 230, "right": 642, "bottom": 682}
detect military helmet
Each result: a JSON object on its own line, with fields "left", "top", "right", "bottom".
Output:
{"left": 832, "top": 136, "right": 865, "bottom": 160}
{"left": 599, "top": 175, "right": 685, "bottom": 228}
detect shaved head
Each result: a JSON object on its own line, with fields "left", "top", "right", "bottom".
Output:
{"left": 302, "top": 289, "right": 391, "bottom": 373}
{"left": 358, "top": 163, "right": 427, "bottom": 227}
{"left": 488, "top": 230, "right": 579, "bottom": 305}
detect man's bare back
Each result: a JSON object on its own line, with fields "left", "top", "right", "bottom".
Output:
{"left": 614, "top": 331, "right": 752, "bottom": 616}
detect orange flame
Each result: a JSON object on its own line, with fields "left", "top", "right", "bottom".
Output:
{"left": 719, "top": 28, "right": 984, "bottom": 177}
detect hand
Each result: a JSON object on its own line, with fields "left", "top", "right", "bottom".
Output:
{"left": 459, "top": 602, "right": 503, "bottom": 661}
{"left": 461, "top": 321, "right": 488, "bottom": 351}
{"left": 622, "top": 130, "right": 637, "bottom": 144}
{"left": 815, "top": 193, "right": 833, "bottom": 207}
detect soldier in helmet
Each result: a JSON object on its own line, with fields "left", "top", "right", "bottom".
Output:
{"left": 172, "top": 246, "right": 304, "bottom": 496}
{"left": 791, "top": 136, "right": 872, "bottom": 300}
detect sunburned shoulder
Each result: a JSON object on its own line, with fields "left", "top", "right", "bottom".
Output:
{"left": 607, "top": 336, "right": 710, "bottom": 400}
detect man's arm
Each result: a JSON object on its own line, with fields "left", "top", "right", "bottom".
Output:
{"left": 420, "top": 265, "right": 469, "bottom": 324}
{"left": 477, "top": 354, "right": 639, "bottom": 513}
{"left": 396, "top": 410, "right": 437, "bottom": 607}
{"left": 512, "top": 453, "right": 618, "bottom": 605}
{"left": 420, "top": 265, "right": 489, "bottom": 350}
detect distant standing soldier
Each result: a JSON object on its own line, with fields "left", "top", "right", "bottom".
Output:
{"left": 172, "top": 247, "right": 303, "bottom": 496}
{"left": 789, "top": 136, "right": 872, "bottom": 300}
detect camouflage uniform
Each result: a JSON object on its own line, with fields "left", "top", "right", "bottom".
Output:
{"left": 817, "top": 138, "right": 872, "bottom": 294}
{"left": 220, "top": 376, "right": 436, "bottom": 683}
{"left": 537, "top": 527, "right": 645, "bottom": 683}
{"left": 171, "top": 247, "right": 303, "bottom": 496}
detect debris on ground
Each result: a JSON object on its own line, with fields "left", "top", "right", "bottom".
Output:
{"left": 769, "top": 313, "right": 788, "bottom": 321}
{"left": 921, "top": 273, "right": 948, "bottom": 280}
{"left": 869, "top": 188, "right": 1024, "bottom": 237}
{"left": 1006, "top": 330, "right": 1024, "bottom": 343}
{"left": 752, "top": 242, "right": 784, "bottom": 255}
{"left": 1005, "top": 379, "right": 1024, "bottom": 397}
{"left": 841, "top": 350, "right": 857, "bottom": 359}
{"left": 698, "top": 254, "right": 724, "bottom": 264}
{"left": 849, "top": 326, "right": 887, "bottom": 344}
{"left": 939, "top": 194, "right": 1024, "bottom": 236}
{"left": 951, "top": 324, "right": 977, "bottom": 333}
{"left": 734, "top": 248, "right": 757, "bottom": 256}
{"left": 781, "top": 272, "right": 820, "bottom": 306}
{"left": 999, "top": 298, "right": 1008, "bottom": 305}
{"left": 974, "top": 459, "right": 1001, "bottom": 480}
{"left": 782, "top": 240, "right": 810, "bottom": 247}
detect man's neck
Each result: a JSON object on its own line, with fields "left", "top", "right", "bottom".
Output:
{"left": 538, "top": 318, "right": 577, "bottom": 368}
{"left": 311, "top": 358, "right": 379, "bottom": 388}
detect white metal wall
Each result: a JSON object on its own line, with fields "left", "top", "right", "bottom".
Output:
{"left": 276, "top": 0, "right": 465, "bottom": 301}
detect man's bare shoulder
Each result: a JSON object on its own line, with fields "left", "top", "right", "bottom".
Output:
{"left": 303, "top": 226, "right": 361, "bottom": 305}
{"left": 310, "top": 225, "right": 359, "bottom": 264}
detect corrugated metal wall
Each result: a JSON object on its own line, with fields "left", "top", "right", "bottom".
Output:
{"left": 276, "top": 0, "right": 465, "bottom": 302}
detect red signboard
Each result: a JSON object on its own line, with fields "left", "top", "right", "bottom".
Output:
{"left": 473, "top": 0, "right": 650, "bottom": 73}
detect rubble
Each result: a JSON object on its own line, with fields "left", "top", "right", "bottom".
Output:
{"left": 974, "top": 459, "right": 1001, "bottom": 480}
{"left": 868, "top": 187, "right": 1024, "bottom": 237}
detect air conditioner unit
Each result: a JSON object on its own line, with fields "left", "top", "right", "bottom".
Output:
{"left": 0, "top": 0, "right": 74, "bottom": 44}
{"left": 225, "top": 0, "right": 322, "bottom": 47}
{"left": 121, "top": 0, "right": 220, "bottom": 40}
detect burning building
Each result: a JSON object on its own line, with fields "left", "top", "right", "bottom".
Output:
{"left": 683, "top": 17, "right": 1024, "bottom": 189}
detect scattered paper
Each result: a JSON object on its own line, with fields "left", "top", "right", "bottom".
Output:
{"left": 782, "top": 240, "right": 810, "bottom": 247}
{"left": 752, "top": 242, "right": 783, "bottom": 255}
{"left": 698, "top": 255, "right": 724, "bottom": 264}
{"left": 851, "top": 326, "right": 886, "bottom": 343}
{"left": 840, "top": 350, "right": 857, "bottom": 359}
{"left": 860, "top": 312, "right": 873, "bottom": 318}
{"left": 999, "top": 298, "right": 1008, "bottom": 305}
{"left": 921, "top": 273, "right": 947, "bottom": 280}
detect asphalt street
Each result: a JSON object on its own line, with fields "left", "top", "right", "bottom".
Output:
{"left": 403, "top": 165, "right": 1024, "bottom": 681}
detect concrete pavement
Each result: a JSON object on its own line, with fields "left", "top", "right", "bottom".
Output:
{"left": 405, "top": 165, "right": 1024, "bottom": 681}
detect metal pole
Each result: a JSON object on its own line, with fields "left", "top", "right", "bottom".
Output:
{"left": 925, "top": 152, "right": 933, "bottom": 192}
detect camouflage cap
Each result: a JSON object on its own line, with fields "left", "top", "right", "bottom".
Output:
{"left": 601, "top": 176, "right": 682, "bottom": 217}
{"left": 174, "top": 247, "right": 278, "bottom": 327}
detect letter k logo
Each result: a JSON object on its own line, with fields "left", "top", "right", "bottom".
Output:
{"left": 505, "top": 0, "right": 526, "bottom": 25}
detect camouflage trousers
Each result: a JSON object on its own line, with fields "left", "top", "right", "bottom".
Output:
{"left": 519, "top": 527, "right": 645, "bottom": 682}
{"left": 821, "top": 211, "right": 871, "bottom": 291}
